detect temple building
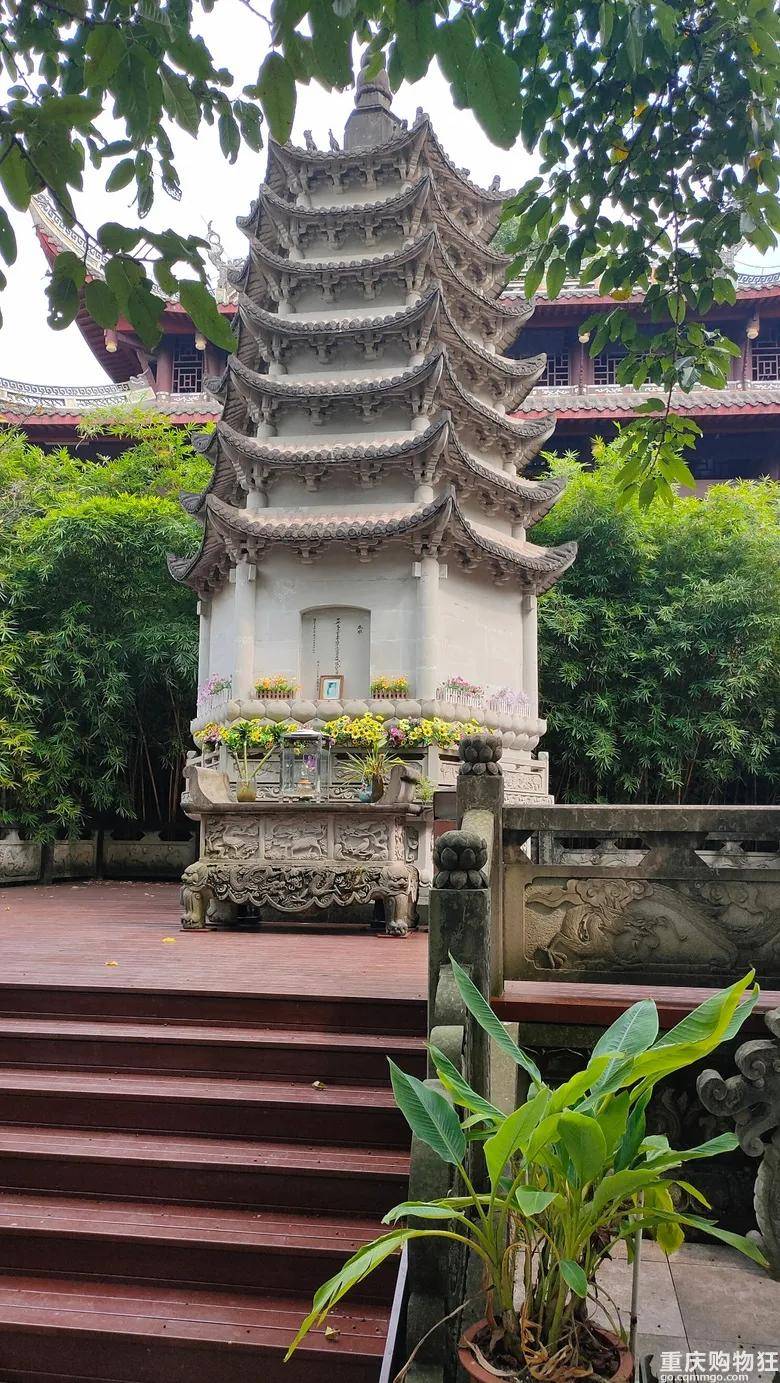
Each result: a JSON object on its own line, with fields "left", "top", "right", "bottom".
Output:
{"left": 169, "top": 61, "right": 576, "bottom": 803}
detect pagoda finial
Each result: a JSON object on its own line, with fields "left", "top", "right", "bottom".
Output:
{"left": 343, "top": 48, "right": 401, "bottom": 151}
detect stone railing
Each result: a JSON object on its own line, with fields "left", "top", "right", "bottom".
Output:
{"left": 412, "top": 770, "right": 780, "bottom": 1375}
{"left": 0, "top": 828, "right": 197, "bottom": 885}
{"left": 500, "top": 804, "right": 780, "bottom": 990}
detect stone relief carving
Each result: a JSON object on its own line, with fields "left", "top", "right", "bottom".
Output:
{"left": 406, "top": 826, "right": 420, "bottom": 864}
{"left": 524, "top": 875, "right": 780, "bottom": 980}
{"left": 335, "top": 820, "right": 389, "bottom": 862}
{"left": 265, "top": 820, "right": 328, "bottom": 860}
{"left": 203, "top": 818, "right": 260, "bottom": 861}
{"left": 180, "top": 860, "right": 417, "bottom": 936}
{"left": 698, "top": 1008, "right": 780, "bottom": 1275}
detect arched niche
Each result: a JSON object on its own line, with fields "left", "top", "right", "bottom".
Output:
{"left": 301, "top": 606, "right": 370, "bottom": 699}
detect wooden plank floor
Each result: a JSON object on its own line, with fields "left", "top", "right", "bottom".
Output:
{"left": 0, "top": 883, "right": 427, "bottom": 1000}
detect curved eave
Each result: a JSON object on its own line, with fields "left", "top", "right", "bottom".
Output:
{"left": 249, "top": 175, "right": 432, "bottom": 241}
{"left": 238, "top": 285, "right": 442, "bottom": 352}
{"left": 448, "top": 437, "right": 568, "bottom": 522}
{"left": 439, "top": 358, "right": 556, "bottom": 459}
{"left": 248, "top": 227, "right": 436, "bottom": 286}
{"left": 227, "top": 347, "right": 445, "bottom": 409}
{"left": 170, "top": 486, "right": 575, "bottom": 595}
{"left": 216, "top": 414, "right": 450, "bottom": 470}
{"left": 264, "top": 123, "right": 428, "bottom": 196}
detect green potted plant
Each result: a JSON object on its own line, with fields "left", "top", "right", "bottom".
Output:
{"left": 220, "top": 719, "right": 291, "bottom": 802}
{"left": 342, "top": 741, "right": 404, "bottom": 802}
{"left": 287, "top": 962, "right": 766, "bottom": 1380}
{"left": 370, "top": 675, "right": 410, "bottom": 698}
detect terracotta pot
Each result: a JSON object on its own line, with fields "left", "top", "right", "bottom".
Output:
{"left": 458, "top": 1321, "right": 633, "bottom": 1383}
{"left": 235, "top": 781, "right": 257, "bottom": 803}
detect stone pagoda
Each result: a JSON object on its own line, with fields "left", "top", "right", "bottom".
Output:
{"left": 169, "top": 62, "right": 576, "bottom": 929}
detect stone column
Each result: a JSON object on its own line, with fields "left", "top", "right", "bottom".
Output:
{"left": 196, "top": 598, "right": 211, "bottom": 690}
{"left": 416, "top": 556, "right": 440, "bottom": 700}
{"left": 232, "top": 560, "right": 256, "bottom": 701}
{"left": 522, "top": 592, "right": 539, "bottom": 718}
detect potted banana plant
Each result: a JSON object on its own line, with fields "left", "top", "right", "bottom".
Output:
{"left": 287, "top": 963, "right": 767, "bottom": 1381}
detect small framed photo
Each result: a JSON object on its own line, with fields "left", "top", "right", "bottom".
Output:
{"left": 318, "top": 674, "right": 344, "bottom": 700}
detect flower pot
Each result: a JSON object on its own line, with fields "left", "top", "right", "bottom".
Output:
{"left": 235, "top": 782, "right": 257, "bottom": 803}
{"left": 458, "top": 1322, "right": 633, "bottom": 1383}
{"left": 370, "top": 774, "right": 384, "bottom": 802}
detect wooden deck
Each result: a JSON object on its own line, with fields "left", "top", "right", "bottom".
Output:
{"left": 0, "top": 882, "right": 428, "bottom": 1001}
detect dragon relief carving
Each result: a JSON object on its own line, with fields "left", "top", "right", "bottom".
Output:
{"left": 525, "top": 875, "right": 780, "bottom": 977}
{"left": 203, "top": 818, "right": 260, "bottom": 861}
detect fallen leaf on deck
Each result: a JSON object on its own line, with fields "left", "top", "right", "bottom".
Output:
{"left": 161, "top": 937, "right": 177, "bottom": 944}
{"left": 324, "top": 1327, "right": 340, "bottom": 1341}
{"left": 105, "top": 961, "right": 119, "bottom": 967}
{"left": 312, "top": 1080, "right": 326, "bottom": 1090}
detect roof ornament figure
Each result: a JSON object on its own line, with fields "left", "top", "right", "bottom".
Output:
{"left": 303, "top": 130, "right": 317, "bottom": 152}
{"left": 490, "top": 174, "right": 501, "bottom": 192}
{"left": 328, "top": 130, "right": 341, "bottom": 152}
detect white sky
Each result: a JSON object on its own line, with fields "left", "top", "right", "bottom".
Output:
{"left": 0, "top": 1, "right": 538, "bottom": 386}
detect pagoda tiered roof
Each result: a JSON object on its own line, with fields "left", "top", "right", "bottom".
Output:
{"left": 169, "top": 489, "right": 576, "bottom": 597}
{"left": 170, "top": 68, "right": 573, "bottom": 600}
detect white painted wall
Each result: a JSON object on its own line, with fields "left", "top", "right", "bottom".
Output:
{"left": 437, "top": 565, "right": 524, "bottom": 690}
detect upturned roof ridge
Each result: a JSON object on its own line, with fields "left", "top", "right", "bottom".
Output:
{"left": 237, "top": 285, "right": 441, "bottom": 340}
{"left": 225, "top": 346, "right": 445, "bottom": 402}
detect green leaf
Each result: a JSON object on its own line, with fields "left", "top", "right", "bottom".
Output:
{"left": 0, "top": 143, "right": 33, "bottom": 211}
{"left": 546, "top": 257, "right": 567, "bottom": 299}
{"left": 286, "top": 1229, "right": 412, "bottom": 1358}
{"left": 449, "top": 955, "right": 543, "bottom": 1087}
{"left": 388, "top": 1061, "right": 465, "bottom": 1166}
{"left": 436, "top": 12, "right": 475, "bottom": 107}
{"left": 85, "top": 25, "right": 126, "bottom": 87}
{"left": 395, "top": 0, "right": 436, "bottom": 83}
{"left": 178, "top": 280, "right": 236, "bottom": 352}
{"left": 98, "top": 223, "right": 142, "bottom": 253}
{"left": 84, "top": 279, "right": 118, "bottom": 329}
{"left": 548, "top": 1055, "right": 612, "bottom": 1113}
{"left": 558, "top": 1111, "right": 607, "bottom": 1186}
{"left": 642, "top": 1132, "right": 739, "bottom": 1172}
{"left": 590, "top": 1000, "right": 659, "bottom": 1092}
{"left": 560, "top": 1259, "right": 588, "bottom": 1297}
{"left": 465, "top": 44, "right": 522, "bottom": 149}
{"left": 0, "top": 207, "right": 18, "bottom": 266}
{"left": 515, "top": 1186, "right": 560, "bottom": 1216}
{"left": 382, "top": 1199, "right": 468, "bottom": 1223}
{"left": 649, "top": 974, "right": 757, "bottom": 1054}
{"left": 126, "top": 282, "right": 165, "bottom": 350}
{"left": 428, "top": 1043, "right": 503, "bottom": 1126}
{"left": 309, "top": 0, "right": 352, "bottom": 88}
{"left": 483, "top": 1087, "right": 551, "bottom": 1188}
{"left": 258, "top": 53, "right": 296, "bottom": 144}
{"left": 105, "top": 158, "right": 136, "bottom": 193}
{"left": 161, "top": 67, "right": 201, "bottom": 137}
{"left": 673, "top": 1215, "right": 769, "bottom": 1268}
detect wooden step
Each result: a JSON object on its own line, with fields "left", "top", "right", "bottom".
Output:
{"left": 0, "top": 1125, "right": 409, "bottom": 1214}
{"left": 0, "top": 1067, "right": 407, "bottom": 1146}
{"left": 0, "top": 1275, "right": 387, "bottom": 1382}
{"left": 0, "top": 1016, "right": 426, "bottom": 1083}
{"left": 0, "top": 982, "right": 425, "bottom": 1035}
{"left": 0, "top": 1193, "right": 394, "bottom": 1302}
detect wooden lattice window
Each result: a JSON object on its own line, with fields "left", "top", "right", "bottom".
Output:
{"left": 539, "top": 352, "right": 570, "bottom": 386}
{"left": 593, "top": 351, "right": 625, "bottom": 386}
{"left": 751, "top": 329, "right": 780, "bottom": 383}
{"left": 172, "top": 337, "right": 203, "bottom": 393}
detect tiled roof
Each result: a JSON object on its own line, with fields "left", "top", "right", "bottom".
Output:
{"left": 516, "top": 382, "right": 780, "bottom": 419}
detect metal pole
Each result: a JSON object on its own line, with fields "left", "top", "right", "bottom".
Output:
{"left": 629, "top": 1194, "right": 643, "bottom": 1376}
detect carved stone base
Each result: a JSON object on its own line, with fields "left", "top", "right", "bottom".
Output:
{"left": 180, "top": 859, "right": 417, "bottom": 937}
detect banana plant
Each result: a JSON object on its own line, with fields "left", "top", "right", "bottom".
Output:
{"left": 286, "top": 964, "right": 766, "bottom": 1377}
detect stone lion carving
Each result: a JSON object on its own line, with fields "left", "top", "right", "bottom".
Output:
{"left": 433, "top": 830, "right": 488, "bottom": 889}
{"left": 180, "top": 861, "right": 212, "bottom": 930}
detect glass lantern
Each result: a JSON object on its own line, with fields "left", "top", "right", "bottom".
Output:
{"left": 280, "top": 729, "right": 330, "bottom": 801}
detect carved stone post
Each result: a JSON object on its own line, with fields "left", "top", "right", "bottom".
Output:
{"left": 698, "top": 1006, "right": 780, "bottom": 1278}
{"left": 456, "top": 734, "right": 505, "bottom": 996}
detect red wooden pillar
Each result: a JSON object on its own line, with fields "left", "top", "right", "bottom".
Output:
{"left": 156, "top": 341, "right": 173, "bottom": 394}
